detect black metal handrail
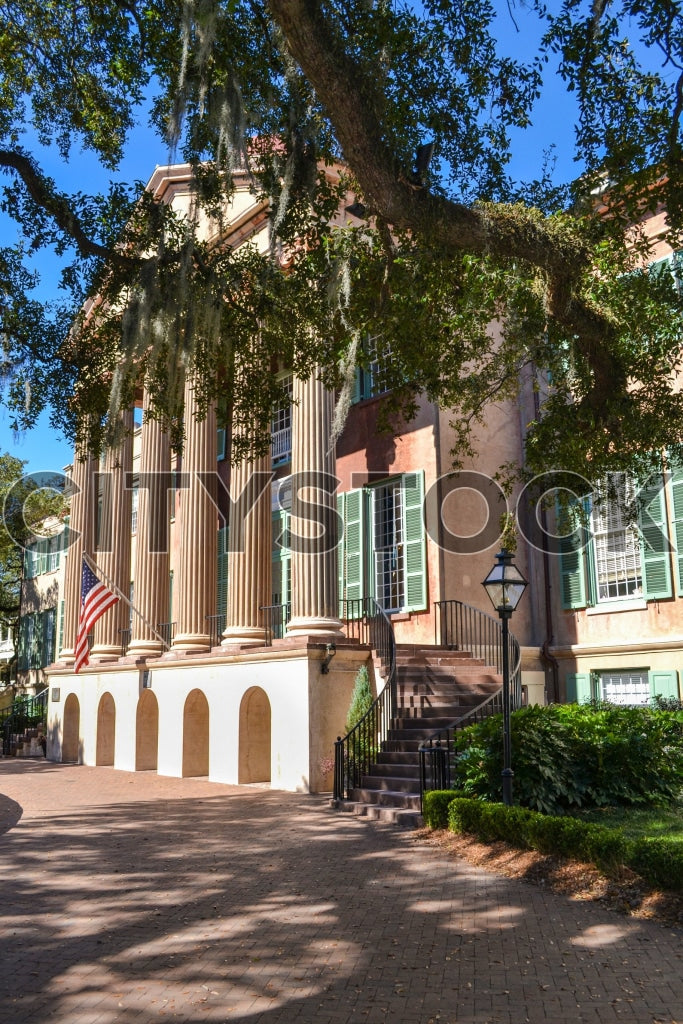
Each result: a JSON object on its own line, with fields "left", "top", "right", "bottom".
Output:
{"left": 119, "top": 628, "right": 131, "bottom": 655}
{"left": 418, "top": 600, "right": 524, "bottom": 802}
{"left": 434, "top": 599, "right": 522, "bottom": 709}
{"left": 333, "top": 597, "right": 396, "bottom": 801}
{"left": 1, "top": 688, "right": 48, "bottom": 756}
{"left": 260, "top": 603, "right": 291, "bottom": 645}
{"left": 156, "top": 621, "right": 176, "bottom": 647}
{"left": 205, "top": 614, "right": 226, "bottom": 648}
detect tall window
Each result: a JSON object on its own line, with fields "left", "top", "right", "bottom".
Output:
{"left": 590, "top": 479, "right": 643, "bottom": 603}
{"left": 372, "top": 480, "right": 405, "bottom": 612}
{"left": 271, "top": 374, "right": 293, "bottom": 465}
{"left": 337, "top": 472, "right": 426, "bottom": 615}
{"left": 131, "top": 479, "right": 139, "bottom": 534}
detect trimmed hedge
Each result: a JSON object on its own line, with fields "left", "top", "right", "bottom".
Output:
{"left": 422, "top": 793, "right": 683, "bottom": 892}
{"left": 422, "top": 790, "right": 463, "bottom": 830}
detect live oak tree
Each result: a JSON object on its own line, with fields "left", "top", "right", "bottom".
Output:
{"left": 1, "top": 0, "right": 683, "bottom": 482}
{"left": 0, "top": 453, "right": 65, "bottom": 681}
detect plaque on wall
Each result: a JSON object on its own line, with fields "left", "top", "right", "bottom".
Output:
{"left": 51, "top": 687, "right": 61, "bottom": 702}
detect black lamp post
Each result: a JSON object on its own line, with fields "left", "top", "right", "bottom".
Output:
{"left": 482, "top": 550, "right": 528, "bottom": 806}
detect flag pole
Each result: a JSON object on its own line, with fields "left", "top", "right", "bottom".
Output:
{"left": 82, "top": 552, "right": 170, "bottom": 649}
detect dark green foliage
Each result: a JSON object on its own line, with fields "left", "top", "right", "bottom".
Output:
{"left": 629, "top": 837, "right": 683, "bottom": 892}
{"left": 343, "top": 664, "right": 376, "bottom": 766}
{"left": 344, "top": 665, "right": 374, "bottom": 735}
{"left": 442, "top": 797, "right": 682, "bottom": 891}
{"left": 455, "top": 702, "right": 683, "bottom": 814}
{"left": 2, "top": 2, "right": 683, "bottom": 483}
{"left": 422, "top": 789, "right": 464, "bottom": 830}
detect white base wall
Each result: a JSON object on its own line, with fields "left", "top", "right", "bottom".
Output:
{"left": 46, "top": 645, "right": 369, "bottom": 793}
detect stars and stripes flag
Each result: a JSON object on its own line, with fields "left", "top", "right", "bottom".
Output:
{"left": 74, "top": 558, "right": 119, "bottom": 673}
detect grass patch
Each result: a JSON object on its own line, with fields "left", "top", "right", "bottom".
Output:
{"left": 569, "top": 801, "right": 683, "bottom": 844}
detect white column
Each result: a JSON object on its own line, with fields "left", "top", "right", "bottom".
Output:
{"left": 172, "top": 373, "right": 217, "bottom": 653}
{"left": 287, "top": 369, "right": 343, "bottom": 638}
{"left": 59, "top": 443, "right": 97, "bottom": 664}
{"left": 127, "top": 391, "right": 172, "bottom": 659}
{"left": 222, "top": 449, "right": 272, "bottom": 646}
{"left": 90, "top": 410, "right": 134, "bottom": 661}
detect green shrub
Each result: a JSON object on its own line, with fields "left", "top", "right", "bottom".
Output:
{"left": 440, "top": 797, "right": 683, "bottom": 890}
{"left": 454, "top": 702, "right": 683, "bottom": 814}
{"left": 422, "top": 790, "right": 461, "bottom": 830}
{"left": 629, "top": 837, "right": 683, "bottom": 891}
{"left": 345, "top": 665, "right": 373, "bottom": 733}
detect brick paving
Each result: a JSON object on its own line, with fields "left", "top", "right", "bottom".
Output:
{"left": 0, "top": 762, "right": 681, "bottom": 1024}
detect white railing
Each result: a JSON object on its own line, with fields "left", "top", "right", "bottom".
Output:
{"left": 271, "top": 427, "right": 292, "bottom": 463}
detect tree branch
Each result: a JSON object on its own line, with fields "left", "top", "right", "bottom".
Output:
{"left": 267, "top": 0, "right": 624, "bottom": 394}
{"left": 0, "top": 148, "right": 133, "bottom": 266}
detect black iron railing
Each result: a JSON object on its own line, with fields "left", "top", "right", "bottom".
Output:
{"left": 434, "top": 599, "right": 522, "bottom": 709}
{"left": 205, "top": 614, "right": 226, "bottom": 648}
{"left": 260, "top": 603, "right": 291, "bottom": 644}
{"left": 333, "top": 597, "right": 396, "bottom": 801}
{"left": 119, "top": 628, "right": 131, "bottom": 655}
{"left": 156, "top": 621, "right": 176, "bottom": 647}
{"left": 417, "top": 600, "right": 523, "bottom": 803}
{"left": 1, "top": 688, "right": 48, "bottom": 756}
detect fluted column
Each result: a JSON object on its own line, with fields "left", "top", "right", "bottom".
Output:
{"left": 287, "top": 369, "right": 343, "bottom": 638}
{"left": 90, "top": 410, "right": 134, "bottom": 661}
{"left": 127, "top": 392, "right": 172, "bottom": 659}
{"left": 222, "top": 449, "right": 272, "bottom": 646}
{"left": 172, "top": 373, "right": 217, "bottom": 653}
{"left": 59, "top": 443, "right": 97, "bottom": 664}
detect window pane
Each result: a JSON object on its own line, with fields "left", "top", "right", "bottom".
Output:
{"left": 600, "top": 671, "right": 650, "bottom": 706}
{"left": 591, "top": 478, "right": 643, "bottom": 602}
{"left": 373, "top": 482, "right": 404, "bottom": 612}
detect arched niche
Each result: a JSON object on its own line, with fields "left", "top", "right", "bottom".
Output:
{"left": 238, "top": 686, "right": 271, "bottom": 784}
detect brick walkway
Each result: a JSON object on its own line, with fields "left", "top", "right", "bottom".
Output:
{"left": 0, "top": 762, "right": 680, "bottom": 1024}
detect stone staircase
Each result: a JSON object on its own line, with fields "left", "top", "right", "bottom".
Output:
{"left": 1, "top": 725, "right": 46, "bottom": 758}
{"left": 339, "top": 644, "right": 502, "bottom": 827}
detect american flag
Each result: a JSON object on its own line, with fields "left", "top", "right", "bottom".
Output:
{"left": 74, "top": 559, "right": 119, "bottom": 673}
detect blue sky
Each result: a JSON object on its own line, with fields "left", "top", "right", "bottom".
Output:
{"left": 1, "top": 120, "right": 171, "bottom": 476}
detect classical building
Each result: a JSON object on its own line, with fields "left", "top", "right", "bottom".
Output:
{"left": 25, "top": 164, "right": 681, "bottom": 799}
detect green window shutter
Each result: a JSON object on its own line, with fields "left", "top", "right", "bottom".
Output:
{"left": 57, "top": 599, "right": 65, "bottom": 656}
{"left": 565, "top": 672, "right": 593, "bottom": 703}
{"left": 27, "top": 615, "right": 38, "bottom": 669}
{"left": 336, "top": 493, "right": 345, "bottom": 607}
{"left": 402, "top": 471, "right": 427, "bottom": 612}
{"left": 216, "top": 527, "right": 228, "bottom": 616}
{"left": 18, "top": 616, "right": 29, "bottom": 672}
{"left": 639, "top": 473, "right": 672, "bottom": 600}
{"left": 648, "top": 670, "right": 680, "bottom": 701}
{"left": 43, "top": 608, "right": 56, "bottom": 666}
{"left": 668, "top": 459, "right": 683, "bottom": 596}
{"left": 342, "top": 488, "right": 364, "bottom": 609}
{"left": 39, "top": 536, "right": 48, "bottom": 577}
{"left": 558, "top": 502, "right": 587, "bottom": 609}
{"left": 24, "top": 547, "right": 35, "bottom": 579}
{"left": 216, "top": 428, "right": 226, "bottom": 461}
{"left": 271, "top": 511, "right": 290, "bottom": 606}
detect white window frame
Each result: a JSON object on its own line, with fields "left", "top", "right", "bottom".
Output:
{"left": 590, "top": 478, "right": 643, "bottom": 605}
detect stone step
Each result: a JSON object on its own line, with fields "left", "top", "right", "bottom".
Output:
{"left": 336, "top": 800, "right": 422, "bottom": 828}
{"left": 368, "top": 760, "right": 421, "bottom": 776}
{"left": 392, "top": 716, "right": 468, "bottom": 731}
{"left": 350, "top": 787, "right": 422, "bottom": 810}
{"left": 394, "top": 702, "right": 488, "bottom": 719}
{"left": 397, "top": 667, "right": 500, "bottom": 681}
{"left": 374, "top": 751, "right": 423, "bottom": 766}
{"left": 360, "top": 774, "right": 421, "bottom": 793}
